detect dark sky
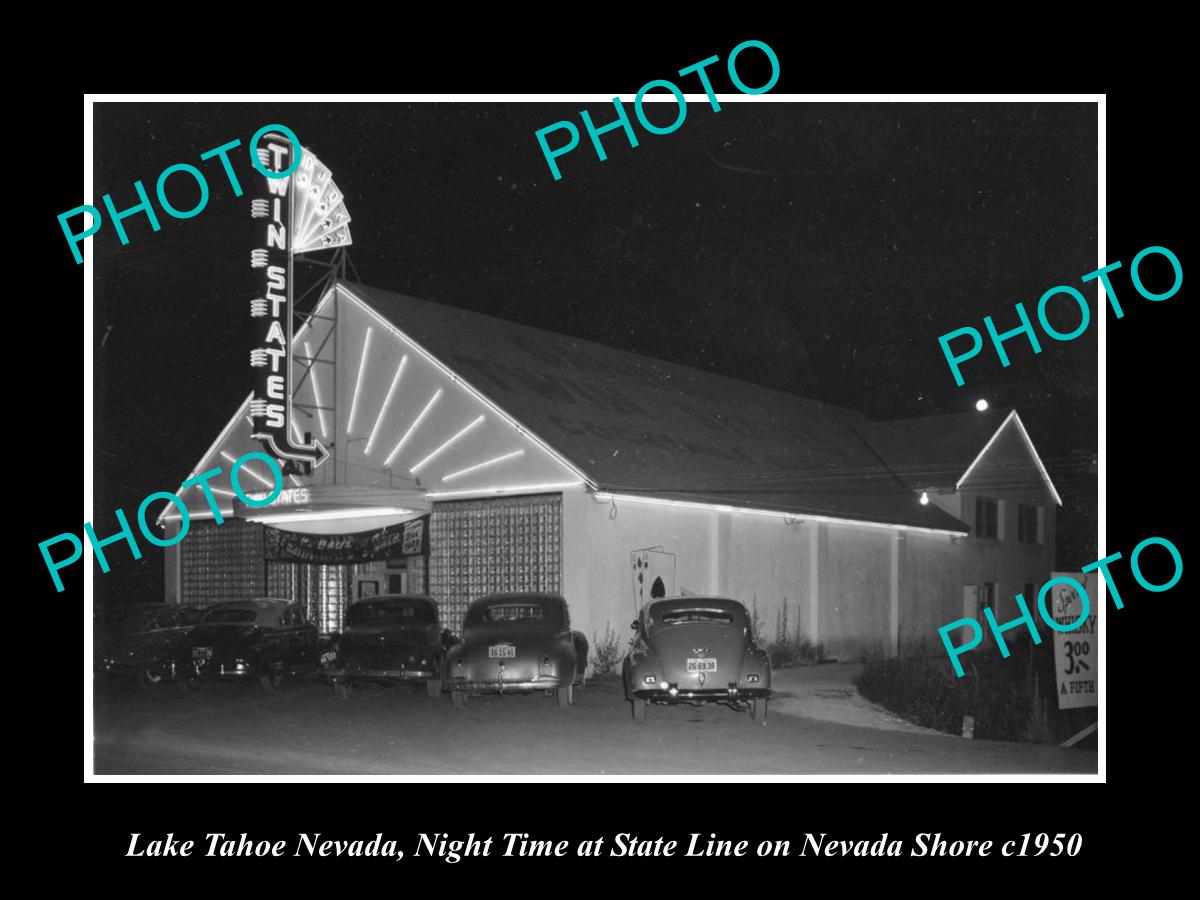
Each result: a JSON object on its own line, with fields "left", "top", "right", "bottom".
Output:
{"left": 91, "top": 101, "right": 1098, "bottom": 599}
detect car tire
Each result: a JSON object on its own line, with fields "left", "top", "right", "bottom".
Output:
{"left": 258, "top": 671, "right": 283, "bottom": 694}
{"left": 556, "top": 683, "right": 573, "bottom": 708}
{"left": 632, "top": 698, "right": 647, "bottom": 722}
{"left": 333, "top": 680, "right": 352, "bottom": 700}
{"left": 450, "top": 690, "right": 467, "bottom": 709}
{"left": 425, "top": 678, "right": 442, "bottom": 700}
{"left": 136, "top": 668, "right": 164, "bottom": 689}
{"left": 751, "top": 698, "right": 768, "bottom": 724}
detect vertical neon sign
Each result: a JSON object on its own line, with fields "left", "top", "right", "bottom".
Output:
{"left": 248, "top": 129, "right": 350, "bottom": 474}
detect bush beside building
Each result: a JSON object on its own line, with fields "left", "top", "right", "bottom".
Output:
{"left": 855, "top": 637, "right": 1095, "bottom": 744}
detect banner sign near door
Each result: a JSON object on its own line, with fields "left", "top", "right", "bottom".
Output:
{"left": 401, "top": 517, "right": 428, "bottom": 556}
{"left": 264, "top": 514, "right": 430, "bottom": 564}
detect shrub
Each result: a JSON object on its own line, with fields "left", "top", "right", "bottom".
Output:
{"left": 855, "top": 656, "right": 967, "bottom": 734}
{"left": 766, "top": 633, "right": 826, "bottom": 667}
{"left": 750, "top": 597, "right": 766, "bottom": 648}
{"left": 589, "top": 622, "right": 624, "bottom": 677}
{"left": 764, "top": 597, "right": 825, "bottom": 666}
{"left": 1018, "top": 672, "right": 1052, "bottom": 744}
{"left": 855, "top": 637, "right": 1076, "bottom": 743}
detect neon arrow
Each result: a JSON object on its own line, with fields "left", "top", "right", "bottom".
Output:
{"left": 258, "top": 433, "right": 330, "bottom": 470}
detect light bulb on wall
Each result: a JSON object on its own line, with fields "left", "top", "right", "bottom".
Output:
{"left": 919, "top": 491, "right": 930, "bottom": 506}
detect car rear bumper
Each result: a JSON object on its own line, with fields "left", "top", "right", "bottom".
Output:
{"left": 99, "top": 656, "right": 173, "bottom": 674}
{"left": 445, "top": 675, "right": 566, "bottom": 693}
{"left": 630, "top": 687, "right": 771, "bottom": 703}
{"left": 328, "top": 666, "right": 438, "bottom": 682}
{"left": 187, "top": 662, "right": 265, "bottom": 679}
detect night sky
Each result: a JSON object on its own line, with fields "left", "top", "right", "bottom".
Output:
{"left": 91, "top": 101, "right": 1098, "bottom": 602}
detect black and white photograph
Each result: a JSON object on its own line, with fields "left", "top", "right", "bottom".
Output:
{"left": 74, "top": 90, "right": 1112, "bottom": 780}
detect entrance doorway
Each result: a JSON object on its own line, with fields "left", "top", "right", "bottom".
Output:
{"left": 353, "top": 559, "right": 415, "bottom": 600}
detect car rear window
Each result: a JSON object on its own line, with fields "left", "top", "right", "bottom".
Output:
{"left": 202, "top": 608, "right": 258, "bottom": 624}
{"left": 348, "top": 600, "right": 434, "bottom": 625}
{"left": 659, "top": 610, "right": 734, "bottom": 625}
{"left": 484, "top": 604, "right": 544, "bottom": 623}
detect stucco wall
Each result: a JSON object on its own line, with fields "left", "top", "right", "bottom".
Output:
{"left": 819, "top": 525, "right": 894, "bottom": 659}
{"left": 560, "top": 487, "right": 1036, "bottom": 663}
{"left": 562, "top": 494, "right": 824, "bottom": 655}
{"left": 899, "top": 531, "right": 962, "bottom": 653}
{"left": 715, "top": 513, "right": 810, "bottom": 645}
{"left": 561, "top": 491, "right": 719, "bottom": 649}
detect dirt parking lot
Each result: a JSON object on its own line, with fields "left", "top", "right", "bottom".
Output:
{"left": 92, "top": 671, "right": 1097, "bottom": 776}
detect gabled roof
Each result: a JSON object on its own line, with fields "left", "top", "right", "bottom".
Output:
{"left": 858, "top": 408, "right": 1062, "bottom": 505}
{"left": 343, "top": 283, "right": 968, "bottom": 533}
{"left": 179, "top": 282, "right": 1061, "bottom": 536}
{"left": 853, "top": 409, "right": 1013, "bottom": 491}
{"left": 958, "top": 410, "right": 1062, "bottom": 505}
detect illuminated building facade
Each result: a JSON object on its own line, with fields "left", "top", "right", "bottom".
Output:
{"left": 161, "top": 283, "right": 1060, "bottom": 659}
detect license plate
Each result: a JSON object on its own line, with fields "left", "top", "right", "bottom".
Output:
{"left": 193, "top": 647, "right": 213, "bottom": 661}
{"left": 488, "top": 645, "right": 516, "bottom": 659}
{"left": 319, "top": 651, "right": 337, "bottom": 665}
{"left": 687, "top": 657, "right": 717, "bottom": 672}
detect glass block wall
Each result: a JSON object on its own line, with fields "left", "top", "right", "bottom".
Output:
{"left": 266, "top": 561, "right": 349, "bottom": 634}
{"left": 180, "top": 519, "right": 264, "bottom": 605}
{"left": 429, "top": 493, "right": 563, "bottom": 633}
{"left": 407, "top": 555, "right": 427, "bottom": 593}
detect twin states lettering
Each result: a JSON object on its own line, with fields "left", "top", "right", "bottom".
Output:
{"left": 247, "top": 131, "right": 335, "bottom": 475}
{"left": 245, "top": 487, "right": 311, "bottom": 506}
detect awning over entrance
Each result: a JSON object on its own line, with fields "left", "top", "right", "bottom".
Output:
{"left": 232, "top": 484, "right": 430, "bottom": 535}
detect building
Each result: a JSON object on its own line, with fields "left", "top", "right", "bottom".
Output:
{"left": 159, "top": 282, "right": 1060, "bottom": 659}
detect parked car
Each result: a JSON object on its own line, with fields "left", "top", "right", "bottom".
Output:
{"left": 622, "top": 596, "right": 772, "bottom": 723}
{"left": 176, "top": 599, "right": 319, "bottom": 693}
{"left": 325, "top": 594, "right": 456, "bottom": 699}
{"left": 443, "top": 593, "right": 588, "bottom": 709}
{"left": 95, "top": 603, "right": 208, "bottom": 687}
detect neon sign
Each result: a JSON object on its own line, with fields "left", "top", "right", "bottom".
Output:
{"left": 245, "top": 487, "right": 311, "bottom": 506}
{"left": 247, "top": 133, "right": 352, "bottom": 474}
